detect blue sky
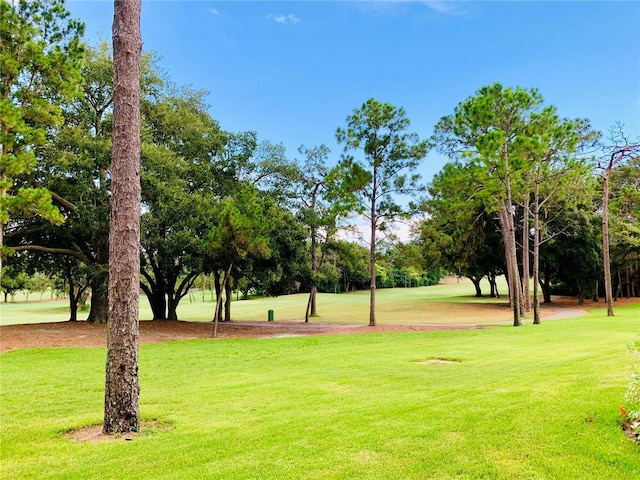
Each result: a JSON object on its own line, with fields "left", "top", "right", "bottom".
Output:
{"left": 66, "top": 0, "right": 640, "bottom": 183}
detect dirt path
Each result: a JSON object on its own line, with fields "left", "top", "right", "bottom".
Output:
{"left": 1, "top": 297, "right": 637, "bottom": 354}
{"left": 0, "top": 320, "right": 481, "bottom": 353}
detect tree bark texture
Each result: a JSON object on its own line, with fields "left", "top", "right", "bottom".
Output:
{"left": 601, "top": 170, "right": 615, "bottom": 316}
{"left": 488, "top": 271, "right": 500, "bottom": 298}
{"left": 521, "top": 199, "right": 531, "bottom": 313}
{"left": 308, "top": 203, "right": 318, "bottom": 320}
{"left": 224, "top": 280, "right": 232, "bottom": 322}
{"left": 469, "top": 276, "right": 482, "bottom": 297}
{"left": 532, "top": 187, "right": 541, "bottom": 324}
{"left": 104, "top": 0, "right": 142, "bottom": 434}
{"left": 148, "top": 289, "right": 167, "bottom": 320}
{"left": 369, "top": 173, "right": 377, "bottom": 327}
{"left": 541, "top": 261, "right": 552, "bottom": 304}
{"left": 499, "top": 140, "right": 522, "bottom": 326}
{"left": 212, "top": 263, "right": 233, "bottom": 338}
{"left": 213, "top": 270, "right": 223, "bottom": 322}
{"left": 87, "top": 278, "right": 109, "bottom": 324}
{"left": 498, "top": 207, "right": 521, "bottom": 326}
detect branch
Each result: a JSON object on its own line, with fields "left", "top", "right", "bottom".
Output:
{"left": 175, "top": 271, "right": 199, "bottom": 300}
{"left": 139, "top": 281, "right": 152, "bottom": 299}
{"left": 140, "top": 267, "right": 157, "bottom": 291}
{"left": 11, "top": 245, "right": 91, "bottom": 264}
{"left": 539, "top": 224, "right": 571, "bottom": 245}
{"left": 50, "top": 191, "right": 77, "bottom": 212}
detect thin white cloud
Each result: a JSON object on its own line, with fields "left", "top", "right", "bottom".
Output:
{"left": 210, "top": 8, "right": 219, "bottom": 16}
{"left": 421, "top": 1, "right": 468, "bottom": 16}
{"left": 267, "top": 13, "right": 300, "bottom": 25}
{"left": 349, "top": 1, "right": 469, "bottom": 17}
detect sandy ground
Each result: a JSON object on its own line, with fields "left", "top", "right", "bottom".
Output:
{"left": 2, "top": 296, "right": 637, "bottom": 354}
{"left": 0, "top": 318, "right": 482, "bottom": 353}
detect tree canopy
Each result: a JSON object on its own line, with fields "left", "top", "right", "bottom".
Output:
{"left": 335, "top": 98, "right": 429, "bottom": 326}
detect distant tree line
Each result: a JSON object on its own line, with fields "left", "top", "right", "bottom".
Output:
{"left": 422, "top": 84, "right": 639, "bottom": 324}
{"left": 2, "top": 0, "right": 638, "bottom": 328}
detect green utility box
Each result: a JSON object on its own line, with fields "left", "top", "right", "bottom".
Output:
{"left": 268, "top": 310, "right": 274, "bottom": 322}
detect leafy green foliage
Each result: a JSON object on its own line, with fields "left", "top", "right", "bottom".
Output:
{"left": 329, "top": 239, "right": 370, "bottom": 293}
{"left": 431, "top": 83, "right": 601, "bottom": 323}
{"left": 624, "top": 333, "right": 640, "bottom": 443}
{"left": 335, "top": 98, "right": 430, "bottom": 223}
{"left": 207, "top": 186, "right": 272, "bottom": 266}
{"left": 0, "top": 259, "right": 29, "bottom": 301}
{"left": 422, "top": 160, "right": 504, "bottom": 287}
{"left": 0, "top": 0, "right": 84, "bottom": 228}
{"left": 335, "top": 98, "right": 429, "bottom": 325}
{"left": 139, "top": 86, "right": 225, "bottom": 320}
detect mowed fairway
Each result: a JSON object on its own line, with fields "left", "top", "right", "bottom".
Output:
{"left": 1, "top": 282, "right": 639, "bottom": 479}
{"left": 2, "top": 277, "right": 556, "bottom": 326}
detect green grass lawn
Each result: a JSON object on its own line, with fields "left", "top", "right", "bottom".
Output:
{"left": 1, "top": 277, "right": 517, "bottom": 326}
{"left": 1, "top": 302, "right": 639, "bottom": 479}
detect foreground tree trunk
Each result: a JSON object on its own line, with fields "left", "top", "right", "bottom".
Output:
{"left": 104, "top": 0, "right": 142, "bottom": 435}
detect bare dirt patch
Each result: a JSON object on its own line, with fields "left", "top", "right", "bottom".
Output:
{"left": 64, "top": 425, "right": 130, "bottom": 443}
{"left": 0, "top": 320, "right": 479, "bottom": 353}
{"left": 415, "top": 358, "right": 461, "bottom": 365}
{"left": 64, "top": 419, "right": 171, "bottom": 443}
{"left": 1, "top": 296, "right": 637, "bottom": 354}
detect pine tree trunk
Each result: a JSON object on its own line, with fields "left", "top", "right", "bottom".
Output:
{"left": 104, "top": 0, "right": 142, "bottom": 435}
{"left": 602, "top": 170, "right": 615, "bottom": 316}
{"left": 522, "top": 199, "right": 531, "bottom": 313}
{"left": 499, "top": 139, "right": 522, "bottom": 326}
{"left": 369, "top": 196, "right": 377, "bottom": 327}
{"left": 499, "top": 207, "right": 521, "bottom": 326}
{"left": 309, "top": 208, "right": 318, "bottom": 318}
{"left": 532, "top": 187, "right": 541, "bottom": 325}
